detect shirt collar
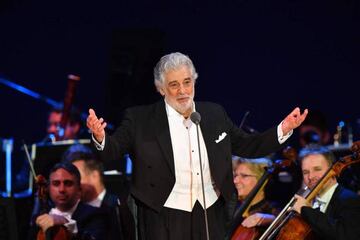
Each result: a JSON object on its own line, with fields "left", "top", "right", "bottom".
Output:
{"left": 50, "top": 199, "right": 80, "bottom": 217}
{"left": 317, "top": 182, "right": 338, "bottom": 204}
{"left": 87, "top": 189, "right": 106, "bottom": 208}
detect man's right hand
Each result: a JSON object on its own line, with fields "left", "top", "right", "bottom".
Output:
{"left": 87, "top": 108, "right": 107, "bottom": 143}
{"left": 36, "top": 214, "right": 68, "bottom": 232}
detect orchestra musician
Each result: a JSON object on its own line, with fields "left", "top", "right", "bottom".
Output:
{"left": 62, "top": 144, "right": 136, "bottom": 240}
{"left": 44, "top": 107, "right": 83, "bottom": 142}
{"left": 232, "top": 158, "right": 280, "bottom": 234}
{"left": 28, "top": 162, "right": 108, "bottom": 240}
{"left": 292, "top": 145, "right": 360, "bottom": 240}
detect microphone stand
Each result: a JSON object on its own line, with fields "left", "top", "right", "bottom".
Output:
{"left": 191, "top": 112, "right": 210, "bottom": 240}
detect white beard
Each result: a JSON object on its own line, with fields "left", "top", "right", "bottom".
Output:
{"left": 165, "top": 94, "right": 194, "bottom": 115}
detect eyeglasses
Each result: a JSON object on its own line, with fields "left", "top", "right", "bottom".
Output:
{"left": 234, "top": 172, "right": 258, "bottom": 179}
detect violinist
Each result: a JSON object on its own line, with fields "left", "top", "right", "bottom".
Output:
{"left": 233, "top": 158, "right": 280, "bottom": 233}
{"left": 62, "top": 144, "right": 136, "bottom": 240}
{"left": 292, "top": 145, "right": 360, "bottom": 240}
{"left": 28, "top": 162, "right": 108, "bottom": 240}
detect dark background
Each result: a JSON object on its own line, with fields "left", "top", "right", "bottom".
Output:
{"left": 0, "top": 0, "right": 359, "bottom": 238}
{"left": 1, "top": 0, "right": 359, "bottom": 144}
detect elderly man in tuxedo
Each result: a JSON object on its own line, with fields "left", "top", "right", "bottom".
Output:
{"left": 87, "top": 52, "right": 307, "bottom": 240}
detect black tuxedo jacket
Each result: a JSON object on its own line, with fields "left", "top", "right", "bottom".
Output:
{"left": 101, "top": 191, "right": 136, "bottom": 240}
{"left": 72, "top": 202, "right": 108, "bottom": 240}
{"left": 301, "top": 185, "right": 360, "bottom": 240}
{"left": 28, "top": 201, "right": 107, "bottom": 240}
{"left": 98, "top": 101, "right": 282, "bottom": 212}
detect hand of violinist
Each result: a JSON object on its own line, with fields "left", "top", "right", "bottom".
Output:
{"left": 87, "top": 108, "right": 107, "bottom": 143}
{"left": 36, "top": 213, "right": 68, "bottom": 233}
{"left": 281, "top": 107, "right": 308, "bottom": 135}
{"left": 292, "top": 194, "right": 311, "bottom": 214}
{"left": 241, "top": 213, "right": 276, "bottom": 228}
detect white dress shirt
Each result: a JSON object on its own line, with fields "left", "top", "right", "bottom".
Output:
{"left": 87, "top": 189, "right": 106, "bottom": 208}
{"left": 312, "top": 183, "right": 338, "bottom": 213}
{"left": 49, "top": 200, "right": 80, "bottom": 234}
{"left": 163, "top": 102, "right": 219, "bottom": 212}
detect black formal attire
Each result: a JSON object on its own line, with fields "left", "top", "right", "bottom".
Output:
{"left": 28, "top": 201, "right": 108, "bottom": 240}
{"left": 301, "top": 185, "right": 360, "bottom": 240}
{"left": 95, "top": 101, "right": 285, "bottom": 240}
{"left": 101, "top": 191, "right": 136, "bottom": 240}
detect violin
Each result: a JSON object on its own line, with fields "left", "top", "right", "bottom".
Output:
{"left": 259, "top": 141, "right": 360, "bottom": 240}
{"left": 228, "top": 147, "right": 295, "bottom": 240}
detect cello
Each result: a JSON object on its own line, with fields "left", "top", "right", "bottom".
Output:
{"left": 228, "top": 147, "right": 296, "bottom": 240}
{"left": 259, "top": 141, "right": 360, "bottom": 240}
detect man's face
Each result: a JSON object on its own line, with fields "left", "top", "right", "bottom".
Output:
{"left": 159, "top": 66, "right": 194, "bottom": 117}
{"left": 301, "top": 154, "right": 335, "bottom": 191}
{"left": 49, "top": 168, "right": 81, "bottom": 211}
{"left": 72, "top": 160, "right": 97, "bottom": 202}
{"left": 47, "top": 111, "right": 79, "bottom": 140}
{"left": 47, "top": 112, "right": 62, "bottom": 135}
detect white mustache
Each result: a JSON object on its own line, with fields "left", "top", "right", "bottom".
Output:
{"left": 176, "top": 95, "right": 190, "bottom": 100}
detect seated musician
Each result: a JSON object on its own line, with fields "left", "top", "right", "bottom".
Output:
{"left": 28, "top": 162, "right": 108, "bottom": 240}
{"left": 232, "top": 157, "right": 279, "bottom": 232}
{"left": 62, "top": 144, "right": 136, "bottom": 240}
{"left": 44, "top": 107, "right": 83, "bottom": 142}
{"left": 292, "top": 145, "right": 360, "bottom": 240}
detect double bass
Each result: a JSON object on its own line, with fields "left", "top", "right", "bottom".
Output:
{"left": 259, "top": 141, "right": 360, "bottom": 240}
{"left": 228, "top": 147, "right": 296, "bottom": 240}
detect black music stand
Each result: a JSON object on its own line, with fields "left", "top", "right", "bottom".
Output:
{"left": 32, "top": 139, "right": 91, "bottom": 178}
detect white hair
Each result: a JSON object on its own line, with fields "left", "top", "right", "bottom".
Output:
{"left": 153, "top": 52, "right": 198, "bottom": 92}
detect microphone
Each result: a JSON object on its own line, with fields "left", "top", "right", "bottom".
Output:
{"left": 190, "top": 111, "right": 210, "bottom": 240}
{"left": 190, "top": 111, "right": 201, "bottom": 125}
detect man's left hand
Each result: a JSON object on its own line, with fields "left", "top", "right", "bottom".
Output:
{"left": 282, "top": 107, "right": 308, "bottom": 135}
{"left": 292, "top": 194, "right": 311, "bottom": 214}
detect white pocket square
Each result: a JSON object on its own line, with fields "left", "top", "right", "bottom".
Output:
{"left": 215, "top": 132, "right": 227, "bottom": 143}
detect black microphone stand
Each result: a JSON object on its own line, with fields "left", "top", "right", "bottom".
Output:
{"left": 190, "top": 112, "right": 210, "bottom": 240}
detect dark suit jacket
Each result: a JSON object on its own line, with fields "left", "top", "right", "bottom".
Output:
{"left": 28, "top": 201, "right": 108, "bottom": 240}
{"left": 301, "top": 185, "right": 360, "bottom": 240}
{"left": 98, "top": 101, "right": 283, "bottom": 212}
{"left": 101, "top": 191, "right": 136, "bottom": 240}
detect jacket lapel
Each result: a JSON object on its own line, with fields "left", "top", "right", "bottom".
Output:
{"left": 196, "top": 103, "right": 216, "bottom": 167}
{"left": 325, "top": 185, "right": 341, "bottom": 216}
{"left": 154, "top": 101, "right": 175, "bottom": 175}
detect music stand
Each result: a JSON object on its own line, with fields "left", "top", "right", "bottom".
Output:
{"left": 32, "top": 139, "right": 91, "bottom": 178}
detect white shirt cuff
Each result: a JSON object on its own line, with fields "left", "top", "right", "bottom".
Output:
{"left": 64, "top": 218, "right": 78, "bottom": 234}
{"left": 277, "top": 122, "right": 292, "bottom": 144}
{"left": 92, "top": 134, "right": 105, "bottom": 150}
